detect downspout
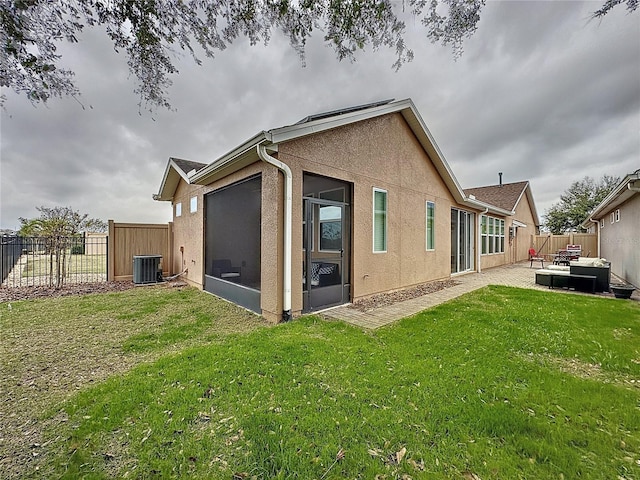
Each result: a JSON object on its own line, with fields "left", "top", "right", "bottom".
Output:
{"left": 477, "top": 207, "right": 488, "bottom": 273}
{"left": 589, "top": 217, "right": 601, "bottom": 258}
{"left": 257, "top": 144, "right": 292, "bottom": 322}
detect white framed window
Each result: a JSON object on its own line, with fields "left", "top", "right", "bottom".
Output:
{"left": 600, "top": 219, "right": 604, "bottom": 228}
{"left": 615, "top": 209, "right": 620, "bottom": 222}
{"left": 610, "top": 212, "right": 615, "bottom": 224}
{"left": 481, "top": 216, "right": 487, "bottom": 254}
{"left": 426, "top": 201, "right": 435, "bottom": 250}
{"left": 190, "top": 196, "right": 198, "bottom": 213}
{"left": 175, "top": 202, "right": 182, "bottom": 217}
{"left": 373, "top": 188, "right": 387, "bottom": 253}
{"left": 481, "top": 215, "right": 505, "bottom": 254}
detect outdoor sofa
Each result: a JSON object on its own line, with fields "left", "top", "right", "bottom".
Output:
{"left": 535, "top": 257, "right": 610, "bottom": 293}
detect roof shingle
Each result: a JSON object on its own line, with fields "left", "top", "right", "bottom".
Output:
{"left": 464, "top": 181, "right": 529, "bottom": 212}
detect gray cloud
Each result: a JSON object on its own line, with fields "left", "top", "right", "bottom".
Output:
{"left": 1, "top": 1, "right": 638, "bottom": 230}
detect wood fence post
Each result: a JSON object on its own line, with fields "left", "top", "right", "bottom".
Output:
{"left": 167, "top": 222, "right": 173, "bottom": 276}
{"left": 107, "top": 220, "right": 115, "bottom": 281}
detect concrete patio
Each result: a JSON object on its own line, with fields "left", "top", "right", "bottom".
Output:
{"left": 323, "top": 261, "right": 639, "bottom": 329}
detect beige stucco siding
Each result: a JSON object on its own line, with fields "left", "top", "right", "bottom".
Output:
{"left": 512, "top": 191, "right": 538, "bottom": 262}
{"left": 278, "top": 112, "right": 460, "bottom": 308}
{"left": 171, "top": 180, "right": 204, "bottom": 287}
{"left": 170, "top": 163, "right": 285, "bottom": 322}
{"left": 599, "top": 194, "right": 640, "bottom": 287}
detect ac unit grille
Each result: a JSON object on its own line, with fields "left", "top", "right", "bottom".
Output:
{"left": 133, "top": 255, "right": 161, "bottom": 284}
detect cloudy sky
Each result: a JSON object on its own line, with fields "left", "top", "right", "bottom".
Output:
{"left": 1, "top": 0, "right": 638, "bottom": 230}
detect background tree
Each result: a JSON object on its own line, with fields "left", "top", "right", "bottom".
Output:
{"left": 18, "top": 206, "right": 107, "bottom": 288}
{"left": 1, "top": 0, "right": 637, "bottom": 111}
{"left": 544, "top": 175, "right": 620, "bottom": 234}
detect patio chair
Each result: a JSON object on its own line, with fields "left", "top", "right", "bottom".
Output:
{"left": 554, "top": 250, "right": 571, "bottom": 266}
{"left": 529, "top": 248, "right": 544, "bottom": 268}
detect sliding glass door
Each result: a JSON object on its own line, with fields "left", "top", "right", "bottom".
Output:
{"left": 451, "top": 208, "right": 475, "bottom": 274}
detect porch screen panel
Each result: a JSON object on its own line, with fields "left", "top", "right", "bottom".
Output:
{"left": 205, "top": 175, "right": 261, "bottom": 290}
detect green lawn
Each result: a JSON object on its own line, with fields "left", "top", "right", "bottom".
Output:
{"left": 4, "top": 286, "right": 640, "bottom": 479}
{"left": 21, "top": 253, "right": 107, "bottom": 277}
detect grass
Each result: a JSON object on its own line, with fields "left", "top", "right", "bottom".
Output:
{"left": 21, "top": 253, "right": 107, "bottom": 277}
{"left": 3, "top": 286, "right": 640, "bottom": 479}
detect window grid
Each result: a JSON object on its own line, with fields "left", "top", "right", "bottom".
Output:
{"left": 426, "top": 201, "right": 435, "bottom": 250}
{"left": 481, "top": 215, "right": 505, "bottom": 254}
{"left": 373, "top": 188, "right": 387, "bottom": 253}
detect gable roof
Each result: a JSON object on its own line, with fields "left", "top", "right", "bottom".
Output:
{"left": 581, "top": 170, "right": 640, "bottom": 227}
{"left": 153, "top": 158, "right": 207, "bottom": 201}
{"left": 464, "top": 181, "right": 540, "bottom": 226}
{"left": 154, "top": 98, "right": 513, "bottom": 216}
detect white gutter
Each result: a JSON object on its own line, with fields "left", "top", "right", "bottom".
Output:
{"left": 257, "top": 144, "right": 293, "bottom": 321}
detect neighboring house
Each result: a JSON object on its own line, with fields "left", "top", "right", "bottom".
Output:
{"left": 581, "top": 170, "right": 640, "bottom": 288}
{"left": 154, "top": 99, "right": 540, "bottom": 322}
{"left": 464, "top": 178, "right": 540, "bottom": 268}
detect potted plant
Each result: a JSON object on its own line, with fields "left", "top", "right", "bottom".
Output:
{"left": 610, "top": 283, "right": 636, "bottom": 299}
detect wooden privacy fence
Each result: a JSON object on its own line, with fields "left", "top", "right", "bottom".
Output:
{"left": 531, "top": 233, "right": 598, "bottom": 258}
{"left": 107, "top": 221, "right": 173, "bottom": 281}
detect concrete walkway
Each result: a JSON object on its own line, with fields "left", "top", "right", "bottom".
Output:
{"left": 323, "top": 261, "right": 638, "bottom": 329}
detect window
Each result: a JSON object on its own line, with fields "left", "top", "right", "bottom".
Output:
{"left": 190, "top": 196, "right": 198, "bottom": 213}
{"left": 600, "top": 219, "right": 605, "bottom": 228}
{"left": 610, "top": 212, "right": 615, "bottom": 224}
{"left": 615, "top": 209, "right": 620, "bottom": 222}
{"left": 319, "top": 205, "right": 341, "bottom": 251}
{"left": 481, "top": 216, "right": 487, "bottom": 254}
{"left": 373, "top": 188, "right": 387, "bottom": 252}
{"left": 426, "top": 201, "right": 435, "bottom": 250}
{"left": 481, "top": 215, "right": 505, "bottom": 254}
{"left": 175, "top": 202, "right": 182, "bottom": 217}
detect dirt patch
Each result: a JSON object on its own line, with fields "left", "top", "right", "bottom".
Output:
{"left": 0, "top": 281, "right": 139, "bottom": 302}
{"left": 522, "top": 353, "right": 640, "bottom": 390}
{"left": 349, "top": 279, "right": 459, "bottom": 311}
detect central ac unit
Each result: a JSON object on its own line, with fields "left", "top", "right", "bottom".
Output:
{"left": 133, "top": 255, "right": 161, "bottom": 284}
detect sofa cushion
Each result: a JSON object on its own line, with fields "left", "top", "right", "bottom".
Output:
{"left": 547, "top": 265, "right": 569, "bottom": 271}
{"left": 536, "top": 269, "right": 569, "bottom": 276}
{"left": 571, "top": 257, "right": 608, "bottom": 267}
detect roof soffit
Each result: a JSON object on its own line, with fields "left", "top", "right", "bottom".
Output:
{"left": 588, "top": 172, "right": 640, "bottom": 219}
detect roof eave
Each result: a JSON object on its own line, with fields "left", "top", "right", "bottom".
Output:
{"left": 154, "top": 158, "right": 194, "bottom": 202}
{"left": 587, "top": 172, "right": 640, "bottom": 219}
{"left": 463, "top": 198, "right": 513, "bottom": 216}
{"left": 189, "top": 132, "right": 268, "bottom": 185}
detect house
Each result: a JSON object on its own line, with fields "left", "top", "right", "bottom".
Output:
{"left": 154, "top": 99, "right": 540, "bottom": 322}
{"left": 464, "top": 177, "right": 540, "bottom": 267}
{"left": 581, "top": 170, "right": 640, "bottom": 288}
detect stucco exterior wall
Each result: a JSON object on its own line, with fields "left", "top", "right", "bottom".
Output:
{"left": 170, "top": 163, "right": 285, "bottom": 322}
{"left": 598, "top": 194, "right": 640, "bottom": 287}
{"left": 278, "top": 112, "right": 468, "bottom": 310}
{"left": 511, "top": 190, "right": 538, "bottom": 263}
{"left": 171, "top": 180, "right": 204, "bottom": 287}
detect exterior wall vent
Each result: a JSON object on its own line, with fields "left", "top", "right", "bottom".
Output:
{"left": 133, "top": 255, "right": 162, "bottom": 284}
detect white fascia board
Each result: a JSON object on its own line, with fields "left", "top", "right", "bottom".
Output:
{"left": 189, "top": 132, "right": 267, "bottom": 185}
{"left": 267, "top": 99, "right": 414, "bottom": 144}
{"left": 268, "top": 98, "right": 471, "bottom": 206}
{"left": 154, "top": 158, "right": 187, "bottom": 202}
{"left": 464, "top": 198, "right": 513, "bottom": 216}
{"left": 523, "top": 184, "right": 541, "bottom": 227}
{"left": 513, "top": 219, "right": 527, "bottom": 228}
{"left": 398, "top": 102, "right": 468, "bottom": 204}
{"left": 587, "top": 173, "right": 640, "bottom": 219}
